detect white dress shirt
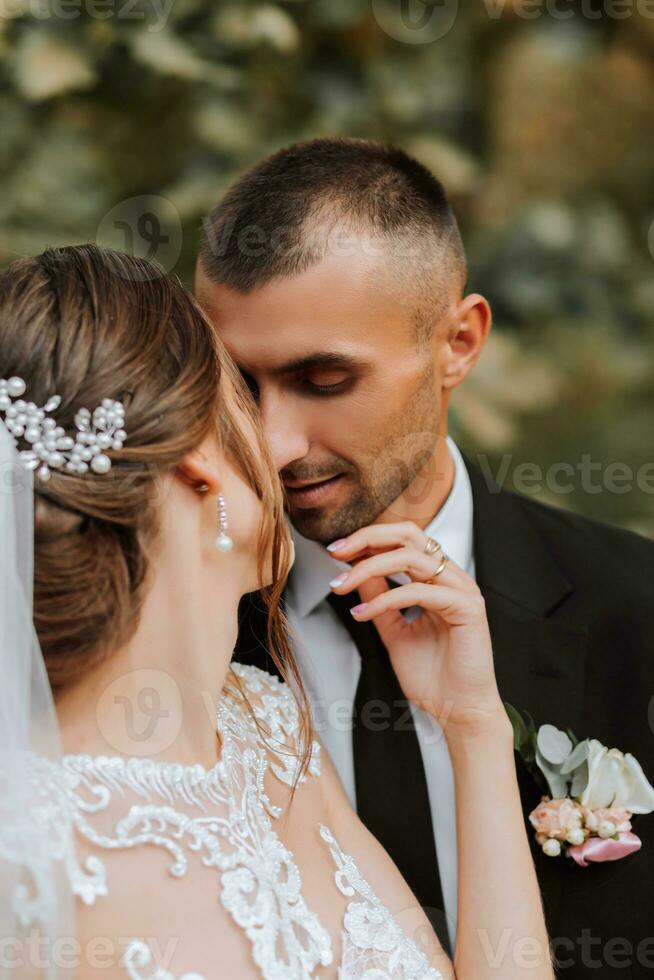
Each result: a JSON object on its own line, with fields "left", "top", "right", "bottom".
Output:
{"left": 285, "top": 435, "right": 476, "bottom": 953}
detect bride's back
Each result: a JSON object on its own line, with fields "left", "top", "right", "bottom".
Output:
{"left": 56, "top": 667, "right": 333, "bottom": 978}
{"left": 55, "top": 663, "right": 437, "bottom": 980}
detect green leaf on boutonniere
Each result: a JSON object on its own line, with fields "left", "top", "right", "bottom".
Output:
{"left": 504, "top": 702, "right": 528, "bottom": 752}
{"left": 503, "top": 702, "right": 549, "bottom": 793}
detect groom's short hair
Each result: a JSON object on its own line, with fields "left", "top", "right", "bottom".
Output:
{"left": 198, "top": 137, "right": 467, "bottom": 341}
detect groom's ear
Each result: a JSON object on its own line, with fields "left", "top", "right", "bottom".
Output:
{"left": 441, "top": 293, "right": 492, "bottom": 390}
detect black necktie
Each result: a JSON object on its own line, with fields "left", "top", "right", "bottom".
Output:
{"left": 326, "top": 586, "right": 452, "bottom": 958}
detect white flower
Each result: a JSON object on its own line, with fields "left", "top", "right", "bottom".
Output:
{"left": 578, "top": 739, "right": 654, "bottom": 813}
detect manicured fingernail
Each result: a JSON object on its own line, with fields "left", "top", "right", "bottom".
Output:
{"left": 327, "top": 539, "right": 347, "bottom": 552}
{"left": 351, "top": 603, "right": 368, "bottom": 615}
{"left": 329, "top": 572, "right": 349, "bottom": 588}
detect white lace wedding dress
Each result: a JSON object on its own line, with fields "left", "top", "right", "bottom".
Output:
{"left": 16, "top": 664, "right": 442, "bottom": 980}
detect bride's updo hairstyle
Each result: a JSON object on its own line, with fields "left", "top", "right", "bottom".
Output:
{"left": 0, "top": 244, "right": 304, "bottom": 725}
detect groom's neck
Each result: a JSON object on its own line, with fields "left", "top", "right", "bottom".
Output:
{"left": 375, "top": 436, "right": 455, "bottom": 531}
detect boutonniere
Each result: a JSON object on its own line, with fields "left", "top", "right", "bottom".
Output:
{"left": 504, "top": 703, "right": 654, "bottom": 867}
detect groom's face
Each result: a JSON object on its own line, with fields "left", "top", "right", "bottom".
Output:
{"left": 196, "top": 245, "right": 446, "bottom": 544}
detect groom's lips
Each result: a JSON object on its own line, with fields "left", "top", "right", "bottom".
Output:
{"left": 283, "top": 474, "right": 344, "bottom": 509}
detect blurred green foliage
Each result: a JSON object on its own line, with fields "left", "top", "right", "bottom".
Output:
{"left": 1, "top": 0, "right": 653, "bottom": 535}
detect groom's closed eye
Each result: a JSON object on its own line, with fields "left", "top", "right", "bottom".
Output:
{"left": 240, "top": 368, "right": 352, "bottom": 400}
{"left": 238, "top": 353, "right": 366, "bottom": 403}
{"left": 297, "top": 369, "right": 353, "bottom": 397}
{"left": 281, "top": 353, "right": 367, "bottom": 399}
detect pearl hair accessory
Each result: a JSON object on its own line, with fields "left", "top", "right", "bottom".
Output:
{"left": 216, "top": 492, "right": 233, "bottom": 553}
{"left": 0, "top": 375, "right": 127, "bottom": 482}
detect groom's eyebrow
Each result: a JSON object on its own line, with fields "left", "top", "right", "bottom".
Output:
{"left": 271, "top": 353, "right": 362, "bottom": 376}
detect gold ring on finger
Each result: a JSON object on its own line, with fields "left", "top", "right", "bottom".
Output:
{"left": 425, "top": 553, "right": 449, "bottom": 583}
{"left": 424, "top": 535, "right": 442, "bottom": 557}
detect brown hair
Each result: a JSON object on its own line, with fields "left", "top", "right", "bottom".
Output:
{"left": 0, "top": 244, "right": 312, "bottom": 769}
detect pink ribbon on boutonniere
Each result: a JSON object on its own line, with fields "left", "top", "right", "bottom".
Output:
{"left": 567, "top": 831, "right": 642, "bottom": 867}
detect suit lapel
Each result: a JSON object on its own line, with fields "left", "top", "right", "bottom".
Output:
{"left": 461, "top": 452, "right": 594, "bottom": 918}
{"left": 461, "top": 452, "right": 589, "bottom": 740}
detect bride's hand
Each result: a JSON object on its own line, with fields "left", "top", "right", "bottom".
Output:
{"left": 327, "top": 522, "right": 509, "bottom": 743}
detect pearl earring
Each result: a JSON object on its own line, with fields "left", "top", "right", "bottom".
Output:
{"left": 215, "top": 492, "right": 233, "bottom": 553}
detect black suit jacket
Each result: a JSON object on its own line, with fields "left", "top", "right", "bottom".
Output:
{"left": 234, "top": 451, "right": 654, "bottom": 979}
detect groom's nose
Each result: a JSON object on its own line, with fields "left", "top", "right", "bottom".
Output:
{"left": 258, "top": 394, "right": 310, "bottom": 473}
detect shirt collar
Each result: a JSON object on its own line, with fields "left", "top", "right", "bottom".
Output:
{"left": 286, "top": 435, "right": 475, "bottom": 620}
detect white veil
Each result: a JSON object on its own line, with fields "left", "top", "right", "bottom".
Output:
{"left": 0, "top": 420, "right": 75, "bottom": 979}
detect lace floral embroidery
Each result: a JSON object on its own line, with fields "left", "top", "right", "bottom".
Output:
{"left": 319, "top": 826, "right": 442, "bottom": 980}
{"left": 231, "top": 664, "right": 321, "bottom": 788}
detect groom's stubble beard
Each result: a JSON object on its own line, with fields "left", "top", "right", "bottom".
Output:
{"left": 284, "top": 361, "right": 441, "bottom": 544}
